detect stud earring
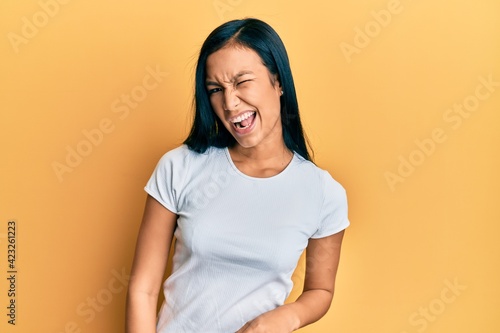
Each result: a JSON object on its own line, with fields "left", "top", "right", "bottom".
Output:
{"left": 280, "top": 90, "right": 284, "bottom": 95}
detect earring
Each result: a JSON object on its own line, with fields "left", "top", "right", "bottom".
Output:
{"left": 281, "top": 90, "right": 284, "bottom": 95}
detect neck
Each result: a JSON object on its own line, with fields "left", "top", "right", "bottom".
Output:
{"left": 233, "top": 122, "right": 291, "bottom": 159}
{"left": 230, "top": 140, "right": 293, "bottom": 165}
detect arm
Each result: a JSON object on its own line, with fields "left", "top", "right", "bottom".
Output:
{"left": 126, "top": 195, "right": 177, "bottom": 333}
{"left": 237, "top": 230, "right": 345, "bottom": 333}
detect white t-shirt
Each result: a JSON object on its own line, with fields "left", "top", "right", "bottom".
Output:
{"left": 145, "top": 145, "right": 350, "bottom": 333}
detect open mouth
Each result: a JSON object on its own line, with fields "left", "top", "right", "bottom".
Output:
{"left": 230, "top": 111, "right": 256, "bottom": 130}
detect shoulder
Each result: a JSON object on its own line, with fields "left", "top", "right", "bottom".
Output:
{"left": 292, "top": 155, "right": 347, "bottom": 195}
{"left": 157, "top": 145, "right": 223, "bottom": 165}
{"left": 146, "top": 145, "right": 225, "bottom": 198}
{"left": 290, "top": 155, "right": 349, "bottom": 237}
{"left": 153, "top": 145, "right": 227, "bottom": 180}
{"left": 157, "top": 145, "right": 193, "bottom": 162}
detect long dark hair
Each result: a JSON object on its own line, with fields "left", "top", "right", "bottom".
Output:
{"left": 184, "top": 18, "right": 312, "bottom": 161}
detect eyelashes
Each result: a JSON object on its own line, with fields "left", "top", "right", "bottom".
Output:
{"left": 237, "top": 79, "right": 252, "bottom": 86}
{"left": 207, "top": 80, "right": 253, "bottom": 95}
{"left": 208, "top": 87, "right": 222, "bottom": 95}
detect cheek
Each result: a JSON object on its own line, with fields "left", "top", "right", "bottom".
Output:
{"left": 261, "top": 93, "right": 281, "bottom": 119}
{"left": 209, "top": 97, "right": 224, "bottom": 118}
{"left": 248, "top": 87, "right": 280, "bottom": 110}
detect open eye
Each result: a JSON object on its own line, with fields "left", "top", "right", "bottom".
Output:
{"left": 207, "top": 87, "right": 222, "bottom": 95}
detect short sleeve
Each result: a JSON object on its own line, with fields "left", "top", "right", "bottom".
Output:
{"left": 144, "top": 147, "right": 188, "bottom": 214}
{"left": 311, "top": 171, "right": 350, "bottom": 239}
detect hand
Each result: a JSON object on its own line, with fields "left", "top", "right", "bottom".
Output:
{"left": 235, "top": 305, "right": 299, "bottom": 333}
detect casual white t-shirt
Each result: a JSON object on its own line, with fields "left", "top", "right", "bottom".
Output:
{"left": 145, "top": 145, "right": 350, "bottom": 333}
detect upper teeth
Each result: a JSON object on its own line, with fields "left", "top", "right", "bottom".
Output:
{"left": 231, "top": 112, "right": 254, "bottom": 123}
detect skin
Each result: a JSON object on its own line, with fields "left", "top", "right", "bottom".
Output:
{"left": 205, "top": 45, "right": 293, "bottom": 177}
{"left": 126, "top": 196, "right": 176, "bottom": 333}
{"left": 126, "top": 45, "right": 346, "bottom": 333}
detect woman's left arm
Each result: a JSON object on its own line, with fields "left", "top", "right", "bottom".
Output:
{"left": 236, "top": 230, "right": 346, "bottom": 333}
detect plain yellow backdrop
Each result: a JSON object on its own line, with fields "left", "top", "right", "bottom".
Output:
{"left": 1, "top": 0, "right": 499, "bottom": 332}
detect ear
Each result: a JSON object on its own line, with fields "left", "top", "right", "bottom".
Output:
{"left": 272, "top": 74, "right": 282, "bottom": 94}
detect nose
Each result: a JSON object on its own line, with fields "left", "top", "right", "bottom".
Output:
{"left": 222, "top": 89, "right": 240, "bottom": 111}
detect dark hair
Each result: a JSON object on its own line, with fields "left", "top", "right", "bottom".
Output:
{"left": 183, "top": 18, "right": 312, "bottom": 161}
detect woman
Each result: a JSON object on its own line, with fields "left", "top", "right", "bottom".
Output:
{"left": 126, "top": 18, "right": 350, "bottom": 333}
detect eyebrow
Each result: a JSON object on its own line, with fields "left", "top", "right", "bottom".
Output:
{"left": 205, "top": 71, "right": 254, "bottom": 86}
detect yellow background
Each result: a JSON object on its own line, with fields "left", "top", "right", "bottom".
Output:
{"left": 1, "top": 0, "right": 499, "bottom": 332}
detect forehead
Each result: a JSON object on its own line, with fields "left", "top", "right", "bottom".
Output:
{"left": 205, "top": 46, "right": 267, "bottom": 79}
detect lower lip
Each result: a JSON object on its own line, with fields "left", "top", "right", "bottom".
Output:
{"left": 232, "top": 113, "right": 256, "bottom": 135}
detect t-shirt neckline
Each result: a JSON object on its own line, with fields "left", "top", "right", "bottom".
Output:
{"left": 223, "top": 147, "right": 297, "bottom": 181}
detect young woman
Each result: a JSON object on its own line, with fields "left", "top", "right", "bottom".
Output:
{"left": 126, "top": 18, "right": 350, "bottom": 333}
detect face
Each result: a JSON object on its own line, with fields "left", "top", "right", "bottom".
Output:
{"left": 205, "top": 46, "right": 283, "bottom": 150}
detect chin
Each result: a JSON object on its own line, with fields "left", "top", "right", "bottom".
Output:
{"left": 234, "top": 136, "right": 261, "bottom": 149}
{"left": 235, "top": 141, "right": 257, "bottom": 149}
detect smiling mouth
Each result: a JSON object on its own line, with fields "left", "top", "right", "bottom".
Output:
{"left": 230, "top": 111, "right": 256, "bottom": 129}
